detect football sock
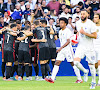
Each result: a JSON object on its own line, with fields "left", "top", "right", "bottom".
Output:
{"left": 34, "top": 65, "right": 39, "bottom": 76}
{"left": 41, "top": 64, "right": 45, "bottom": 79}
{"left": 29, "top": 66, "right": 32, "bottom": 76}
{"left": 73, "top": 65, "right": 82, "bottom": 80}
{"left": 1, "top": 62, "right": 6, "bottom": 77}
{"left": 74, "top": 61, "right": 87, "bottom": 73}
{"left": 18, "top": 64, "right": 22, "bottom": 76}
{"left": 25, "top": 64, "right": 29, "bottom": 77}
{"left": 51, "top": 65, "right": 59, "bottom": 81}
{"left": 6, "top": 66, "right": 12, "bottom": 79}
{"left": 51, "top": 61, "right": 55, "bottom": 67}
{"left": 89, "top": 65, "right": 96, "bottom": 83}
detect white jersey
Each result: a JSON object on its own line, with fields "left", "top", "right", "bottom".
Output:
{"left": 76, "top": 19, "right": 97, "bottom": 50}
{"left": 59, "top": 27, "right": 72, "bottom": 49}
{"left": 93, "top": 26, "right": 100, "bottom": 47}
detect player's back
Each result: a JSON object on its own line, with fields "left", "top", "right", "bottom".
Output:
{"left": 4, "top": 31, "right": 15, "bottom": 51}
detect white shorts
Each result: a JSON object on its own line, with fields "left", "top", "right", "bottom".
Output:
{"left": 74, "top": 45, "right": 96, "bottom": 64}
{"left": 56, "top": 47, "right": 74, "bottom": 62}
{"left": 94, "top": 47, "right": 100, "bottom": 63}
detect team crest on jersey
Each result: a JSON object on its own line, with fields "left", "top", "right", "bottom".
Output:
{"left": 91, "top": 56, "right": 95, "bottom": 60}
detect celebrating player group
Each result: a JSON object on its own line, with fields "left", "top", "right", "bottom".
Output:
{"left": 0, "top": 9, "right": 100, "bottom": 89}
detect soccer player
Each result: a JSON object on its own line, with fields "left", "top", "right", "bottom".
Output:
{"left": 23, "top": 20, "right": 50, "bottom": 80}
{"left": 45, "top": 17, "right": 81, "bottom": 83}
{"left": 10, "top": 20, "right": 22, "bottom": 80}
{"left": 0, "top": 24, "right": 17, "bottom": 81}
{"left": 74, "top": 9, "right": 97, "bottom": 89}
{"left": 93, "top": 13, "right": 100, "bottom": 86}
{"left": 46, "top": 25, "right": 56, "bottom": 67}
{"left": 17, "top": 26, "right": 31, "bottom": 81}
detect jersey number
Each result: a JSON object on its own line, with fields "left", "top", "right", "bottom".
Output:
{"left": 41, "top": 30, "right": 45, "bottom": 39}
{"left": 7, "top": 34, "right": 10, "bottom": 43}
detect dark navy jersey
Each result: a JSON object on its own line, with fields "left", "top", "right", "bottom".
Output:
{"left": 3, "top": 31, "right": 16, "bottom": 52}
{"left": 45, "top": 27, "right": 56, "bottom": 48}
{"left": 18, "top": 32, "right": 31, "bottom": 52}
{"left": 33, "top": 26, "right": 49, "bottom": 48}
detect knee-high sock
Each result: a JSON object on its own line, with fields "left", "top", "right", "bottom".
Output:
{"left": 29, "top": 66, "right": 32, "bottom": 76}
{"left": 41, "top": 64, "right": 45, "bottom": 79}
{"left": 45, "top": 63, "right": 51, "bottom": 75}
{"left": 51, "top": 61, "right": 55, "bottom": 67}
{"left": 89, "top": 65, "right": 96, "bottom": 83}
{"left": 1, "top": 62, "right": 6, "bottom": 77}
{"left": 74, "top": 61, "right": 87, "bottom": 73}
{"left": 25, "top": 64, "right": 29, "bottom": 77}
{"left": 51, "top": 65, "right": 59, "bottom": 81}
{"left": 11, "top": 65, "right": 18, "bottom": 77}
{"left": 18, "top": 64, "right": 22, "bottom": 76}
{"left": 6, "top": 66, "right": 12, "bottom": 79}
{"left": 98, "top": 65, "right": 100, "bottom": 84}
{"left": 21, "top": 66, "right": 25, "bottom": 78}
{"left": 73, "top": 65, "right": 82, "bottom": 80}
{"left": 34, "top": 65, "right": 39, "bottom": 76}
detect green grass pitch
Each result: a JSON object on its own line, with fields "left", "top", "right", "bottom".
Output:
{"left": 0, "top": 76, "right": 100, "bottom": 90}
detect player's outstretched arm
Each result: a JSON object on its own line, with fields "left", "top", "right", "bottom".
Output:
{"left": 22, "top": 31, "right": 33, "bottom": 36}
{"left": 57, "top": 39, "right": 70, "bottom": 53}
{"left": 10, "top": 32, "right": 17, "bottom": 36}
{"left": 17, "top": 35, "right": 27, "bottom": 41}
{"left": 0, "top": 27, "right": 7, "bottom": 34}
{"left": 31, "top": 38, "right": 47, "bottom": 43}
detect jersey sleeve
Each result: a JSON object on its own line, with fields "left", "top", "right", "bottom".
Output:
{"left": 33, "top": 28, "right": 37, "bottom": 34}
{"left": 91, "top": 22, "right": 97, "bottom": 33}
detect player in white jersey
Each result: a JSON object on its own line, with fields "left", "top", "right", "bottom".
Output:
{"left": 74, "top": 9, "right": 97, "bottom": 89}
{"left": 45, "top": 17, "right": 81, "bottom": 83}
{"left": 93, "top": 13, "right": 100, "bottom": 86}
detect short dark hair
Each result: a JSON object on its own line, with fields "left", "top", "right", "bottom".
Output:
{"left": 24, "top": 25, "right": 30, "bottom": 30}
{"left": 10, "top": 24, "right": 17, "bottom": 28}
{"left": 40, "top": 19, "right": 47, "bottom": 25}
{"left": 68, "top": 17, "right": 72, "bottom": 19}
{"left": 78, "top": 1, "right": 83, "bottom": 6}
{"left": 25, "top": 20, "right": 31, "bottom": 26}
{"left": 94, "top": 13, "right": 100, "bottom": 19}
{"left": 34, "top": 20, "right": 39, "bottom": 26}
{"left": 59, "top": 17, "right": 68, "bottom": 25}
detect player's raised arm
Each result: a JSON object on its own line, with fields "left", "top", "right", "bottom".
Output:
{"left": 22, "top": 30, "right": 33, "bottom": 36}
{"left": 17, "top": 35, "right": 27, "bottom": 41}
{"left": 0, "top": 27, "right": 7, "bottom": 34}
{"left": 49, "top": 26, "right": 54, "bottom": 34}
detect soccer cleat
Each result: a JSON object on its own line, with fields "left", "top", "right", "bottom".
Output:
{"left": 10, "top": 77, "right": 17, "bottom": 81}
{"left": 45, "top": 78, "right": 54, "bottom": 83}
{"left": 26, "top": 77, "right": 30, "bottom": 81}
{"left": 75, "top": 80, "right": 83, "bottom": 83}
{"left": 6, "top": 78, "right": 13, "bottom": 81}
{"left": 35, "top": 76, "right": 39, "bottom": 81}
{"left": 84, "top": 69, "right": 89, "bottom": 82}
{"left": 3, "top": 77, "right": 6, "bottom": 81}
{"left": 18, "top": 76, "right": 22, "bottom": 81}
{"left": 29, "top": 76, "right": 32, "bottom": 81}
{"left": 90, "top": 82, "right": 96, "bottom": 89}
{"left": 15, "top": 75, "right": 18, "bottom": 80}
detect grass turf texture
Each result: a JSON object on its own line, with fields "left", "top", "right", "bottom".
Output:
{"left": 0, "top": 76, "right": 100, "bottom": 90}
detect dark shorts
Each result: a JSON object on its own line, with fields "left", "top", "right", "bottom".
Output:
{"left": 49, "top": 48, "right": 57, "bottom": 59}
{"left": 30, "top": 48, "right": 38, "bottom": 64}
{"left": 4, "top": 50, "right": 14, "bottom": 62}
{"left": 18, "top": 50, "right": 31, "bottom": 63}
{"left": 38, "top": 47, "right": 50, "bottom": 61}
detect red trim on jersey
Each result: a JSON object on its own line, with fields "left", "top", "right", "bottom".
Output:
{"left": 76, "top": 34, "right": 77, "bottom": 40}
{"left": 2, "top": 34, "right": 5, "bottom": 59}
{"left": 13, "top": 39, "right": 15, "bottom": 61}
{"left": 34, "top": 48, "right": 37, "bottom": 64}
{"left": 37, "top": 43, "right": 39, "bottom": 60}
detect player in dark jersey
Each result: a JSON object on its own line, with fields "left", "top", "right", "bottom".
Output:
{"left": 10, "top": 20, "right": 22, "bottom": 80}
{"left": 23, "top": 20, "right": 50, "bottom": 80}
{"left": 1, "top": 24, "right": 17, "bottom": 81}
{"left": 46, "top": 25, "right": 57, "bottom": 67}
{"left": 17, "top": 26, "right": 32, "bottom": 81}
